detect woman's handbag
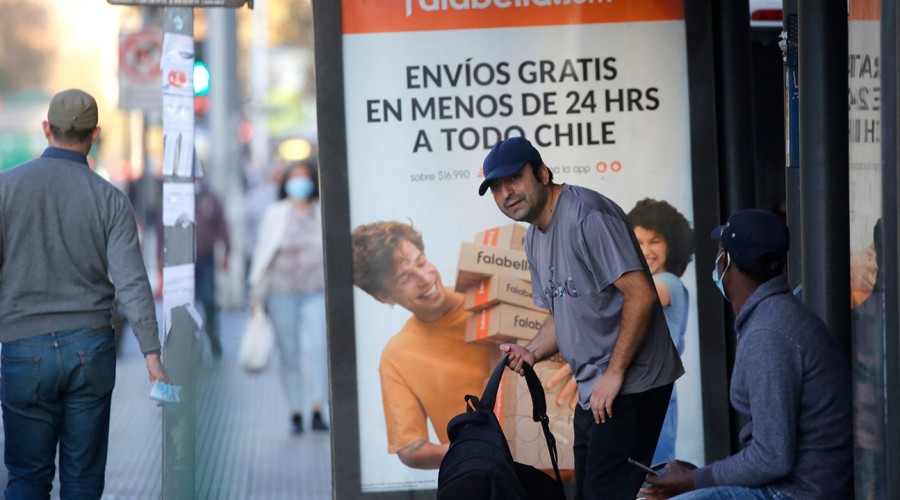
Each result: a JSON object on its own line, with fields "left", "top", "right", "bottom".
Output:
{"left": 238, "top": 305, "right": 275, "bottom": 372}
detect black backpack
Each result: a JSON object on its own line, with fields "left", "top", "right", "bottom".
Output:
{"left": 437, "top": 354, "right": 566, "bottom": 500}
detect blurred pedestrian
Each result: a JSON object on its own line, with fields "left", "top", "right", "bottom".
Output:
{"left": 243, "top": 165, "right": 278, "bottom": 284}
{"left": 248, "top": 160, "right": 329, "bottom": 435}
{"left": 0, "top": 89, "right": 169, "bottom": 498}
{"left": 195, "top": 181, "right": 231, "bottom": 358}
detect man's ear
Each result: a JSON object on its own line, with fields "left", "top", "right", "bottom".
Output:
{"left": 540, "top": 164, "right": 550, "bottom": 185}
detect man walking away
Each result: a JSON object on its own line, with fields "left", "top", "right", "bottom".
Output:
{"left": 0, "top": 89, "right": 169, "bottom": 499}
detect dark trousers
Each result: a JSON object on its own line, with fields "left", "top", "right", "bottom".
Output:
{"left": 573, "top": 382, "right": 673, "bottom": 500}
{"left": 196, "top": 255, "right": 222, "bottom": 356}
{"left": 1, "top": 327, "right": 116, "bottom": 500}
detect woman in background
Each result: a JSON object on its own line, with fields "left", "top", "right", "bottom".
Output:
{"left": 627, "top": 198, "right": 695, "bottom": 466}
{"left": 248, "top": 160, "right": 329, "bottom": 435}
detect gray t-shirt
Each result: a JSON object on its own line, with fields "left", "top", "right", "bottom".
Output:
{"left": 527, "top": 184, "right": 684, "bottom": 409}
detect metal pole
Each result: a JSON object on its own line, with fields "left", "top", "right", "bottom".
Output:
{"left": 712, "top": 0, "right": 757, "bottom": 454}
{"left": 713, "top": 0, "right": 757, "bottom": 215}
{"left": 161, "top": 8, "right": 197, "bottom": 499}
{"left": 882, "top": 0, "right": 900, "bottom": 495}
{"left": 206, "top": 9, "right": 245, "bottom": 308}
{"left": 798, "top": 1, "right": 850, "bottom": 352}
{"left": 782, "top": 0, "right": 801, "bottom": 290}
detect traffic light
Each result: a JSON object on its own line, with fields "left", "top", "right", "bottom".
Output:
{"left": 193, "top": 60, "right": 210, "bottom": 96}
{"left": 193, "top": 40, "right": 209, "bottom": 97}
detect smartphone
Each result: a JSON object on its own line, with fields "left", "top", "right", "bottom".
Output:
{"left": 627, "top": 458, "right": 658, "bottom": 476}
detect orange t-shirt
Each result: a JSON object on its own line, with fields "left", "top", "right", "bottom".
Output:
{"left": 379, "top": 294, "right": 498, "bottom": 453}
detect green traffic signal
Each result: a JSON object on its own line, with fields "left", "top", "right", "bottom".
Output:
{"left": 194, "top": 61, "right": 210, "bottom": 96}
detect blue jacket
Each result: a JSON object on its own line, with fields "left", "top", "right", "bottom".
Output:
{"left": 693, "top": 276, "right": 853, "bottom": 499}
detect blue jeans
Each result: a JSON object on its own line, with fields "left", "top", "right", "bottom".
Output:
{"left": 651, "top": 390, "right": 678, "bottom": 466}
{"left": 267, "top": 292, "right": 329, "bottom": 419}
{"left": 195, "top": 255, "right": 222, "bottom": 356}
{"left": 672, "top": 486, "right": 793, "bottom": 500}
{"left": 1, "top": 327, "right": 116, "bottom": 500}
{"left": 574, "top": 382, "right": 673, "bottom": 500}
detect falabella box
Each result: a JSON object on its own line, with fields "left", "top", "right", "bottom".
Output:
{"left": 475, "top": 223, "right": 528, "bottom": 251}
{"left": 465, "top": 303, "right": 548, "bottom": 344}
{"left": 464, "top": 274, "right": 548, "bottom": 313}
{"left": 455, "top": 242, "right": 532, "bottom": 292}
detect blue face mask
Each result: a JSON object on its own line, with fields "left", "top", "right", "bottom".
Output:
{"left": 285, "top": 176, "right": 315, "bottom": 201}
{"left": 711, "top": 250, "right": 731, "bottom": 301}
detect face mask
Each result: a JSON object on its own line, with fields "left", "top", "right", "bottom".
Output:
{"left": 285, "top": 176, "right": 315, "bottom": 200}
{"left": 711, "top": 250, "right": 731, "bottom": 301}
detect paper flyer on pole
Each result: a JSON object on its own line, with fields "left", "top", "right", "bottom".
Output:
{"left": 341, "top": 0, "right": 703, "bottom": 492}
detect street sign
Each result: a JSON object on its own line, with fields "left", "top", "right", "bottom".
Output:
{"left": 107, "top": 0, "right": 249, "bottom": 7}
{"left": 119, "top": 29, "right": 163, "bottom": 111}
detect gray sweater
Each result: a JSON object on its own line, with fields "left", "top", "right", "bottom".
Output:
{"left": 0, "top": 148, "right": 161, "bottom": 354}
{"left": 692, "top": 276, "right": 853, "bottom": 499}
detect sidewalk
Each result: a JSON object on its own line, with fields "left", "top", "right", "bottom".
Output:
{"left": 0, "top": 307, "right": 333, "bottom": 499}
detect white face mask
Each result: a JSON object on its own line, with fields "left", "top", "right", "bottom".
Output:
{"left": 711, "top": 250, "right": 731, "bottom": 302}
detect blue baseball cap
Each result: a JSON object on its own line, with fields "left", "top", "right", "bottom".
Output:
{"left": 710, "top": 209, "right": 790, "bottom": 272}
{"left": 478, "top": 137, "right": 543, "bottom": 196}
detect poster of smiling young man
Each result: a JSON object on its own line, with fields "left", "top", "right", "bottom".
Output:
{"left": 318, "top": 0, "right": 708, "bottom": 495}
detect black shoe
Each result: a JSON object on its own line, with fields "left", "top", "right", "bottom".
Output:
{"left": 291, "top": 413, "right": 303, "bottom": 435}
{"left": 312, "top": 411, "right": 329, "bottom": 432}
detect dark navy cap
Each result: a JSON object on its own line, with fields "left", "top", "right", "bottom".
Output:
{"left": 710, "top": 209, "right": 790, "bottom": 272}
{"left": 478, "top": 137, "right": 542, "bottom": 196}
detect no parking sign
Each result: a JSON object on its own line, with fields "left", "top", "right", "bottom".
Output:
{"left": 119, "top": 29, "right": 163, "bottom": 111}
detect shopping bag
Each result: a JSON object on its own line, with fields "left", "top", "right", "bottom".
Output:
{"left": 238, "top": 305, "right": 274, "bottom": 372}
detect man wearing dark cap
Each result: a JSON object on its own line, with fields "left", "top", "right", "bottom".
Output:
{"left": 479, "top": 137, "right": 684, "bottom": 499}
{"left": 640, "top": 209, "right": 853, "bottom": 500}
{"left": 0, "top": 89, "right": 169, "bottom": 498}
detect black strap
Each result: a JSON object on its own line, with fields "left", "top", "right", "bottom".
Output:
{"left": 485, "top": 354, "right": 563, "bottom": 485}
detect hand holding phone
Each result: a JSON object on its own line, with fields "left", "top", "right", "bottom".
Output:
{"left": 627, "top": 457, "right": 658, "bottom": 476}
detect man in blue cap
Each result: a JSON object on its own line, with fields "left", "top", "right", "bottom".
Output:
{"left": 640, "top": 209, "right": 853, "bottom": 500}
{"left": 479, "top": 137, "right": 684, "bottom": 499}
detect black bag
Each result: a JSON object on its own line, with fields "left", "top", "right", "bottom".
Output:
{"left": 437, "top": 354, "right": 566, "bottom": 500}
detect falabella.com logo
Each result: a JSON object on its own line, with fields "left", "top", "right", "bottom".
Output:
{"left": 405, "top": 0, "right": 614, "bottom": 17}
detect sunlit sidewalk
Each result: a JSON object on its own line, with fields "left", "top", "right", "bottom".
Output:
{"left": 0, "top": 308, "right": 333, "bottom": 500}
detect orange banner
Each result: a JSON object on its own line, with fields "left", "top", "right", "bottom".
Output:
{"left": 343, "top": 0, "right": 684, "bottom": 34}
{"left": 849, "top": 0, "right": 880, "bottom": 20}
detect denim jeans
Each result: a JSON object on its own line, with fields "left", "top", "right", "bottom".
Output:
{"left": 195, "top": 255, "right": 222, "bottom": 356}
{"left": 266, "top": 292, "right": 329, "bottom": 420}
{"left": 672, "top": 486, "right": 793, "bottom": 500}
{"left": 574, "top": 383, "right": 673, "bottom": 500}
{"left": 651, "top": 390, "right": 678, "bottom": 466}
{"left": 1, "top": 327, "right": 116, "bottom": 500}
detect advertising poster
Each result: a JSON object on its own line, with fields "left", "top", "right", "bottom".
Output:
{"left": 341, "top": 0, "right": 703, "bottom": 492}
{"left": 848, "top": 0, "right": 886, "bottom": 497}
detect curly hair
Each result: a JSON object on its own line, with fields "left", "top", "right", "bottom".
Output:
{"left": 351, "top": 221, "right": 425, "bottom": 300}
{"left": 627, "top": 198, "right": 695, "bottom": 277}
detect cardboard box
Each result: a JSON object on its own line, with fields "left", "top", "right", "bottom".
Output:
{"left": 498, "top": 354, "right": 575, "bottom": 470}
{"left": 475, "top": 223, "right": 528, "bottom": 251}
{"left": 455, "top": 242, "right": 531, "bottom": 292}
{"left": 465, "top": 303, "right": 547, "bottom": 344}
{"left": 464, "top": 275, "right": 547, "bottom": 313}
